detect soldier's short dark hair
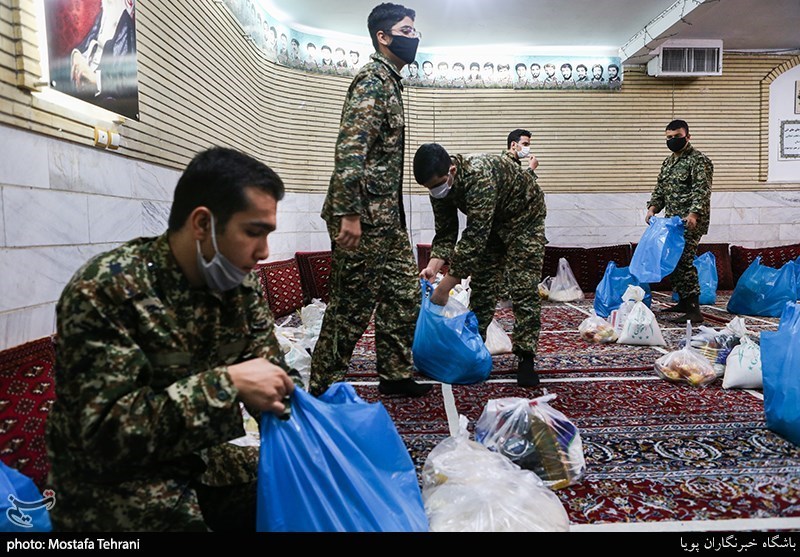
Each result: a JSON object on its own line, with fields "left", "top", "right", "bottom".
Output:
{"left": 368, "top": 3, "right": 416, "bottom": 51}
{"left": 666, "top": 119, "right": 689, "bottom": 134}
{"left": 168, "top": 147, "right": 285, "bottom": 233}
{"left": 507, "top": 128, "right": 532, "bottom": 149}
{"left": 515, "top": 63, "right": 527, "bottom": 72}
{"left": 413, "top": 143, "right": 452, "bottom": 185}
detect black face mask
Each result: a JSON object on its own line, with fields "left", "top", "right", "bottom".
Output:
{"left": 387, "top": 34, "right": 419, "bottom": 65}
{"left": 666, "top": 136, "right": 687, "bottom": 152}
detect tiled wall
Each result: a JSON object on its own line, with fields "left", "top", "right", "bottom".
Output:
{"left": 1, "top": 124, "right": 799, "bottom": 350}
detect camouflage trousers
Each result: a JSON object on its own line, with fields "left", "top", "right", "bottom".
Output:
{"left": 309, "top": 221, "right": 419, "bottom": 396}
{"left": 671, "top": 227, "right": 705, "bottom": 298}
{"left": 469, "top": 221, "right": 547, "bottom": 357}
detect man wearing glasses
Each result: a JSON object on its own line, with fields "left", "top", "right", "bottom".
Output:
{"left": 414, "top": 143, "right": 548, "bottom": 389}
{"left": 311, "top": 3, "right": 431, "bottom": 398}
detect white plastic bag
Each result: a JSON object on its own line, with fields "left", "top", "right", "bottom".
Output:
{"left": 422, "top": 416, "right": 570, "bottom": 532}
{"left": 613, "top": 285, "right": 646, "bottom": 336}
{"left": 485, "top": 318, "right": 513, "bottom": 354}
{"left": 474, "top": 394, "right": 586, "bottom": 490}
{"left": 654, "top": 322, "right": 717, "bottom": 387}
{"left": 578, "top": 310, "right": 618, "bottom": 343}
{"left": 299, "top": 298, "right": 327, "bottom": 352}
{"left": 722, "top": 336, "right": 762, "bottom": 389}
{"left": 450, "top": 277, "right": 472, "bottom": 307}
{"left": 617, "top": 294, "right": 666, "bottom": 346}
{"left": 548, "top": 258, "right": 584, "bottom": 302}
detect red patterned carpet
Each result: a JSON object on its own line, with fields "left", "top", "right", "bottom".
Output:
{"left": 341, "top": 293, "right": 800, "bottom": 527}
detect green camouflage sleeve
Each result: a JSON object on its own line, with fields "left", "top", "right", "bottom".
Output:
{"left": 430, "top": 198, "right": 460, "bottom": 263}
{"left": 328, "top": 73, "right": 389, "bottom": 217}
{"left": 55, "top": 281, "right": 246, "bottom": 472}
{"left": 689, "top": 155, "right": 713, "bottom": 216}
{"left": 448, "top": 172, "right": 497, "bottom": 279}
{"left": 648, "top": 159, "right": 669, "bottom": 211}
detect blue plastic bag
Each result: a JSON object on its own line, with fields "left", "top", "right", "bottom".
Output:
{"left": 761, "top": 302, "right": 800, "bottom": 446}
{"left": 727, "top": 257, "right": 798, "bottom": 317}
{"left": 671, "top": 251, "right": 718, "bottom": 305}
{"left": 629, "top": 216, "right": 686, "bottom": 283}
{"left": 593, "top": 261, "right": 652, "bottom": 318}
{"left": 0, "top": 461, "right": 53, "bottom": 532}
{"left": 257, "top": 383, "right": 428, "bottom": 532}
{"left": 412, "top": 279, "right": 493, "bottom": 384}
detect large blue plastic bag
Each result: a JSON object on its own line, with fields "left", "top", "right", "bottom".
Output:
{"left": 727, "top": 257, "right": 797, "bottom": 317}
{"left": 412, "top": 279, "right": 493, "bottom": 384}
{"left": 761, "top": 302, "right": 800, "bottom": 446}
{"left": 672, "top": 251, "right": 718, "bottom": 305}
{"left": 629, "top": 216, "right": 686, "bottom": 283}
{"left": 257, "top": 383, "right": 428, "bottom": 532}
{"left": 593, "top": 261, "right": 652, "bottom": 318}
{"left": 0, "top": 460, "right": 53, "bottom": 532}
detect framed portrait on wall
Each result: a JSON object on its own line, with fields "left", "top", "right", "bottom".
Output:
{"left": 44, "top": 0, "right": 139, "bottom": 120}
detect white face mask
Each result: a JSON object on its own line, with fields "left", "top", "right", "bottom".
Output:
{"left": 196, "top": 214, "right": 249, "bottom": 291}
{"left": 429, "top": 181, "right": 451, "bottom": 199}
{"left": 517, "top": 145, "right": 531, "bottom": 159}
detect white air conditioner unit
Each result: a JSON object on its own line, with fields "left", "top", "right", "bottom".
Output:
{"left": 647, "top": 39, "right": 723, "bottom": 77}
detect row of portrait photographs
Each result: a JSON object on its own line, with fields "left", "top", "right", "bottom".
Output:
{"left": 401, "top": 59, "right": 622, "bottom": 89}
{"left": 224, "top": 0, "right": 623, "bottom": 89}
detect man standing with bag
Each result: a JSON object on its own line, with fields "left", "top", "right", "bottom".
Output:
{"left": 309, "top": 3, "right": 431, "bottom": 398}
{"left": 414, "top": 143, "right": 547, "bottom": 387}
{"left": 645, "top": 119, "right": 714, "bottom": 324}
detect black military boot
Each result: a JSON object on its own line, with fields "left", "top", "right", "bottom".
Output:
{"left": 516, "top": 352, "right": 540, "bottom": 387}
{"left": 669, "top": 294, "right": 703, "bottom": 324}
{"left": 658, "top": 297, "right": 688, "bottom": 313}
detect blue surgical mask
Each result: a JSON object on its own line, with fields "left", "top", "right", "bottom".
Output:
{"left": 196, "top": 214, "right": 249, "bottom": 291}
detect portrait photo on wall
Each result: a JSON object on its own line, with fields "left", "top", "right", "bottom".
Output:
{"left": 44, "top": 0, "right": 139, "bottom": 120}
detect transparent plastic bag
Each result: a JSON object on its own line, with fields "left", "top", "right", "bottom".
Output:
{"left": 578, "top": 310, "right": 618, "bottom": 343}
{"left": 548, "top": 258, "right": 584, "bottom": 302}
{"left": 654, "top": 322, "right": 717, "bottom": 387}
{"left": 485, "top": 318, "right": 513, "bottom": 354}
{"left": 474, "top": 394, "right": 585, "bottom": 490}
{"left": 422, "top": 416, "right": 570, "bottom": 532}
{"left": 538, "top": 276, "right": 552, "bottom": 300}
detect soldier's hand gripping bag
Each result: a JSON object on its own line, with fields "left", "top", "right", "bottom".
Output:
{"left": 474, "top": 394, "right": 586, "bottom": 490}
{"left": 412, "top": 279, "right": 493, "bottom": 384}
{"left": 257, "top": 383, "right": 429, "bottom": 532}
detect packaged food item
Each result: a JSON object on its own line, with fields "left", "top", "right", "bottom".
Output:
{"left": 578, "top": 311, "right": 618, "bottom": 343}
{"left": 654, "top": 322, "right": 717, "bottom": 387}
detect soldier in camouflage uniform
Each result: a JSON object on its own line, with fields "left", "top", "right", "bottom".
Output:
{"left": 413, "top": 143, "right": 548, "bottom": 388}
{"left": 309, "top": 3, "right": 431, "bottom": 398}
{"left": 646, "top": 119, "right": 714, "bottom": 324}
{"left": 45, "top": 147, "right": 300, "bottom": 531}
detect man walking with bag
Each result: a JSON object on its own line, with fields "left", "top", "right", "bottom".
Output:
{"left": 646, "top": 119, "right": 714, "bottom": 324}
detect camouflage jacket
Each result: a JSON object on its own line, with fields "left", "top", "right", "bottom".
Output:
{"left": 430, "top": 153, "right": 547, "bottom": 279}
{"left": 321, "top": 51, "right": 406, "bottom": 228}
{"left": 47, "top": 233, "right": 293, "bottom": 493}
{"left": 647, "top": 144, "right": 714, "bottom": 235}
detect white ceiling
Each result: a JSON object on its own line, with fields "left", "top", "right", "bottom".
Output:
{"left": 261, "top": 0, "right": 800, "bottom": 63}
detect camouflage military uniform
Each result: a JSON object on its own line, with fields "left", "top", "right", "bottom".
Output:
{"left": 647, "top": 144, "right": 714, "bottom": 297}
{"left": 310, "top": 51, "right": 418, "bottom": 396}
{"left": 46, "top": 233, "right": 298, "bottom": 531}
{"left": 430, "top": 153, "right": 548, "bottom": 357}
